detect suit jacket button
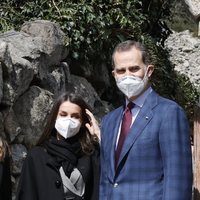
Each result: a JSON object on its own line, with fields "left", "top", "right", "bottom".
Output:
{"left": 113, "top": 183, "right": 118, "bottom": 187}
{"left": 55, "top": 180, "right": 61, "bottom": 188}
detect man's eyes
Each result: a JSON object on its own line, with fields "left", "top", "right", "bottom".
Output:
{"left": 116, "top": 69, "right": 126, "bottom": 74}
{"left": 115, "top": 66, "right": 140, "bottom": 74}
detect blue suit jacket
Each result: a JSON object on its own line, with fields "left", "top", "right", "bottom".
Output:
{"left": 100, "top": 90, "right": 192, "bottom": 200}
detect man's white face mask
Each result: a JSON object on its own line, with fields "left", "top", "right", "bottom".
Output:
{"left": 116, "top": 67, "right": 149, "bottom": 98}
{"left": 55, "top": 117, "right": 81, "bottom": 139}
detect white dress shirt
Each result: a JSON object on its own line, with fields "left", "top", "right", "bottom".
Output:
{"left": 115, "top": 87, "right": 153, "bottom": 148}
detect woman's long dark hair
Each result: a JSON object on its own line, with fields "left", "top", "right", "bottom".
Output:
{"left": 37, "top": 92, "right": 98, "bottom": 154}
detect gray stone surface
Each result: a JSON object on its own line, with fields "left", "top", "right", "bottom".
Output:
{"left": 0, "top": 63, "right": 2, "bottom": 103}
{"left": 13, "top": 86, "right": 54, "bottom": 147}
{"left": 184, "top": 0, "right": 200, "bottom": 17}
{"left": 165, "top": 30, "right": 200, "bottom": 91}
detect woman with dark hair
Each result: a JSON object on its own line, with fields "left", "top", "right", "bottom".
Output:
{"left": 16, "top": 92, "right": 100, "bottom": 200}
{"left": 0, "top": 137, "right": 12, "bottom": 200}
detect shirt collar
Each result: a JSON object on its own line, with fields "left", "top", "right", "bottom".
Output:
{"left": 126, "top": 87, "right": 152, "bottom": 108}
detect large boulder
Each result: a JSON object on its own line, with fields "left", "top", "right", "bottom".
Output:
{"left": 21, "top": 20, "right": 68, "bottom": 66}
{"left": 3, "top": 108, "right": 22, "bottom": 143}
{"left": 184, "top": 0, "right": 200, "bottom": 18}
{"left": 0, "top": 20, "right": 69, "bottom": 106}
{"left": 13, "top": 86, "right": 53, "bottom": 147}
{"left": 39, "top": 62, "right": 70, "bottom": 96}
{"left": 69, "top": 75, "right": 112, "bottom": 119}
{"left": 0, "top": 32, "right": 35, "bottom": 105}
{"left": 165, "top": 30, "right": 200, "bottom": 91}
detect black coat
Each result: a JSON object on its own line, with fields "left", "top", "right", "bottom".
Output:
{"left": 0, "top": 153, "right": 12, "bottom": 200}
{"left": 16, "top": 146, "right": 99, "bottom": 200}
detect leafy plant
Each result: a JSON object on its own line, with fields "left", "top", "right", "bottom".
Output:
{"left": 0, "top": 0, "right": 198, "bottom": 126}
{"left": 0, "top": 0, "right": 172, "bottom": 63}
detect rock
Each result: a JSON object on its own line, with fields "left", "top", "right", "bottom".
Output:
{"left": 0, "top": 62, "right": 3, "bottom": 103}
{"left": 0, "top": 31, "right": 35, "bottom": 105}
{"left": 11, "top": 144, "right": 28, "bottom": 175}
{"left": 69, "top": 75, "right": 111, "bottom": 119}
{"left": 184, "top": 0, "right": 200, "bottom": 18}
{"left": 13, "top": 86, "right": 54, "bottom": 147}
{"left": 0, "top": 20, "right": 69, "bottom": 106}
{"left": 165, "top": 30, "right": 200, "bottom": 90}
{"left": 21, "top": 20, "right": 68, "bottom": 66}
{"left": 3, "top": 108, "right": 22, "bottom": 143}
{"left": 0, "top": 112, "right": 6, "bottom": 138}
{"left": 39, "top": 62, "right": 70, "bottom": 96}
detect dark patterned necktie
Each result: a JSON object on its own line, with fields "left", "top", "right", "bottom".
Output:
{"left": 115, "top": 102, "right": 134, "bottom": 166}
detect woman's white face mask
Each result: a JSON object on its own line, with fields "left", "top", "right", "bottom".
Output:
{"left": 55, "top": 117, "right": 81, "bottom": 139}
{"left": 116, "top": 67, "right": 149, "bottom": 98}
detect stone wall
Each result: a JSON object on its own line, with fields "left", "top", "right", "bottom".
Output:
{"left": 0, "top": 20, "right": 112, "bottom": 198}
{"left": 165, "top": 30, "right": 200, "bottom": 92}
{"left": 184, "top": 0, "right": 200, "bottom": 35}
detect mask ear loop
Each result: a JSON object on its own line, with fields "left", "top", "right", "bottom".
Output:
{"left": 142, "top": 66, "right": 149, "bottom": 81}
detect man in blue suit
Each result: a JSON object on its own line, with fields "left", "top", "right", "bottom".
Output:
{"left": 99, "top": 40, "right": 193, "bottom": 200}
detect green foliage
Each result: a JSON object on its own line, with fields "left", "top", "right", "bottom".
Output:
{"left": 0, "top": 0, "right": 174, "bottom": 91}
{"left": 0, "top": 0, "right": 198, "bottom": 125}
{"left": 141, "top": 35, "right": 175, "bottom": 98}
{"left": 0, "top": 0, "right": 172, "bottom": 64}
{"left": 174, "top": 73, "right": 199, "bottom": 128}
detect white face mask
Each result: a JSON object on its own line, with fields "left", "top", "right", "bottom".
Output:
{"left": 116, "top": 69, "right": 149, "bottom": 98}
{"left": 55, "top": 117, "right": 81, "bottom": 139}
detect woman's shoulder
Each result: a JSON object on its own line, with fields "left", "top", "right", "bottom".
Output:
{"left": 25, "top": 146, "right": 48, "bottom": 160}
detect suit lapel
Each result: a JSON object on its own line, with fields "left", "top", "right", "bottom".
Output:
{"left": 106, "top": 107, "right": 124, "bottom": 180}
{"left": 116, "top": 91, "right": 159, "bottom": 170}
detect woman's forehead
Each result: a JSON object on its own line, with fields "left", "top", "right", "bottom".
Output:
{"left": 59, "top": 101, "right": 81, "bottom": 114}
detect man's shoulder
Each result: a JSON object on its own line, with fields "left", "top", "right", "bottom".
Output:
{"left": 150, "top": 90, "right": 181, "bottom": 107}
{"left": 159, "top": 95, "right": 181, "bottom": 108}
{"left": 152, "top": 92, "right": 185, "bottom": 115}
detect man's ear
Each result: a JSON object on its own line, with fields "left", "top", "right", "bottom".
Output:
{"left": 147, "top": 65, "right": 154, "bottom": 77}
{"left": 112, "top": 70, "right": 115, "bottom": 78}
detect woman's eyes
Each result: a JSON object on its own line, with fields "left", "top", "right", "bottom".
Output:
{"left": 71, "top": 114, "right": 81, "bottom": 119}
{"left": 60, "top": 113, "right": 67, "bottom": 117}
{"left": 59, "top": 113, "right": 80, "bottom": 119}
